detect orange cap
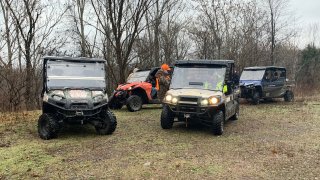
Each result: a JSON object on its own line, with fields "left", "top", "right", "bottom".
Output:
{"left": 161, "top": 64, "right": 171, "bottom": 71}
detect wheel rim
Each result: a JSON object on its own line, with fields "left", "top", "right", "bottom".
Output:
{"left": 131, "top": 97, "right": 141, "bottom": 110}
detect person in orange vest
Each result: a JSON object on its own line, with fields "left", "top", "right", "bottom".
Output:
{"left": 155, "top": 64, "right": 171, "bottom": 102}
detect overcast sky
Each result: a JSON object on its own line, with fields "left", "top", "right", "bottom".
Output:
{"left": 290, "top": 0, "right": 320, "bottom": 47}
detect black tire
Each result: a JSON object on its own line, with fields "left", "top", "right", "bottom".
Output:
{"left": 161, "top": 105, "right": 174, "bottom": 129}
{"left": 38, "top": 113, "right": 59, "bottom": 140}
{"left": 126, "top": 95, "right": 143, "bottom": 112}
{"left": 230, "top": 105, "right": 239, "bottom": 121}
{"left": 95, "top": 110, "right": 117, "bottom": 135}
{"left": 252, "top": 91, "right": 260, "bottom": 105}
{"left": 284, "top": 90, "right": 294, "bottom": 102}
{"left": 212, "top": 111, "right": 224, "bottom": 135}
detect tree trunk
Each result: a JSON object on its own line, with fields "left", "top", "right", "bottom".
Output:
{"left": 154, "top": 0, "right": 161, "bottom": 66}
{"left": 25, "top": 47, "right": 33, "bottom": 110}
{"left": 271, "top": 11, "right": 275, "bottom": 65}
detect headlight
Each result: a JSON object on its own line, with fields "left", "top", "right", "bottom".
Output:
{"left": 128, "top": 87, "right": 132, "bottom": 90}
{"left": 165, "top": 94, "right": 178, "bottom": 104}
{"left": 53, "top": 95, "right": 63, "bottom": 101}
{"left": 93, "top": 95, "right": 102, "bottom": 102}
{"left": 93, "top": 93, "right": 108, "bottom": 102}
{"left": 165, "top": 94, "right": 172, "bottom": 102}
{"left": 92, "top": 91, "right": 108, "bottom": 102}
{"left": 172, "top": 97, "right": 178, "bottom": 104}
{"left": 209, "top": 96, "right": 220, "bottom": 105}
{"left": 201, "top": 99, "right": 208, "bottom": 106}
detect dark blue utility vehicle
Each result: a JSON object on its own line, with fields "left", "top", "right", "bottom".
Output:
{"left": 239, "top": 66, "right": 294, "bottom": 104}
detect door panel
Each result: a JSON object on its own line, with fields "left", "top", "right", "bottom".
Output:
{"left": 225, "top": 87, "right": 239, "bottom": 119}
{"left": 270, "top": 78, "right": 285, "bottom": 97}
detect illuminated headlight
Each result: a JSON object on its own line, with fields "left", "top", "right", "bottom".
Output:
{"left": 201, "top": 99, "right": 209, "bottom": 106}
{"left": 165, "top": 94, "right": 172, "bottom": 102}
{"left": 128, "top": 87, "right": 132, "bottom": 90}
{"left": 165, "top": 94, "right": 178, "bottom": 104}
{"left": 172, "top": 97, "right": 178, "bottom": 104}
{"left": 209, "top": 96, "right": 220, "bottom": 105}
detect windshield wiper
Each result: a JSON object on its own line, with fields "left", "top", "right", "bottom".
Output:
{"left": 189, "top": 82, "right": 203, "bottom": 86}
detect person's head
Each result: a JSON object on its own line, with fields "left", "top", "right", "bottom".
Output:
{"left": 161, "top": 64, "right": 171, "bottom": 71}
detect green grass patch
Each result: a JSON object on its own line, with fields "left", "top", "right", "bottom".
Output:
{"left": 0, "top": 141, "right": 62, "bottom": 179}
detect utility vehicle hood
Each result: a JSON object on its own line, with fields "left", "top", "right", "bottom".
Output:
{"left": 167, "top": 89, "right": 223, "bottom": 98}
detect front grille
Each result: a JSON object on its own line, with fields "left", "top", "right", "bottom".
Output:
{"left": 179, "top": 97, "right": 198, "bottom": 102}
{"left": 71, "top": 103, "right": 88, "bottom": 110}
{"left": 179, "top": 105, "right": 198, "bottom": 113}
{"left": 59, "top": 107, "right": 101, "bottom": 117}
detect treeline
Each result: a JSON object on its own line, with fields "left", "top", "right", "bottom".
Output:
{"left": 296, "top": 44, "right": 320, "bottom": 89}
{"left": 0, "top": 0, "right": 319, "bottom": 112}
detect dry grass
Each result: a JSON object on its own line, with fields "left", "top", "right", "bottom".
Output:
{"left": 0, "top": 99, "right": 320, "bottom": 179}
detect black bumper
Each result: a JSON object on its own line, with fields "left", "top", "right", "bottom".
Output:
{"left": 43, "top": 102, "right": 107, "bottom": 119}
{"left": 109, "top": 90, "right": 128, "bottom": 105}
{"left": 240, "top": 86, "right": 254, "bottom": 98}
{"left": 168, "top": 104, "right": 219, "bottom": 119}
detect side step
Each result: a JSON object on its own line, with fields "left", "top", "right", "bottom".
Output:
{"left": 149, "top": 99, "right": 161, "bottom": 104}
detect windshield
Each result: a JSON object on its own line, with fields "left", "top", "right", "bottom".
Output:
{"left": 170, "top": 66, "right": 226, "bottom": 91}
{"left": 127, "top": 70, "right": 150, "bottom": 83}
{"left": 46, "top": 60, "right": 106, "bottom": 89}
{"left": 240, "top": 70, "right": 265, "bottom": 81}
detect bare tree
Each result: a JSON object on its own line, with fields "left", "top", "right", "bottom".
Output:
{"left": 0, "top": 0, "right": 14, "bottom": 69}
{"left": 192, "top": 0, "right": 226, "bottom": 59}
{"left": 0, "top": 0, "right": 26, "bottom": 111}
{"left": 5, "top": 0, "right": 67, "bottom": 110}
{"left": 67, "top": 0, "right": 99, "bottom": 57}
{"left": 265, "top": 0, "right": 289, "bottom": 65}
{"left": 160, "top": 0, "right": 188, "bottom": 64}
{"left": 92, "top": 0, "right": 151, "bottom": 84}
{"left": 149, "top": 0, "right": 171, "bottom": 66}
{"left": 135, "top": 0, "right": 186, "bottom": 66}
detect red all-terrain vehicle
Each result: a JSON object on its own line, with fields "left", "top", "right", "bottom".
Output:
{"left": 109, "top": 68, "right": 162, "bottom": 112}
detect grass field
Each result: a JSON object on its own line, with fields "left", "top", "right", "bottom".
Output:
{"left": 0, "top": 98, "right": 320, "bottom": 179}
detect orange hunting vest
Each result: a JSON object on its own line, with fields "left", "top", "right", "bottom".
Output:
{"left": 156, "top": 78, "right": 160, "bottom": 90}
{"left": 156, "top": 75, "right": 170, "bottom": 91}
